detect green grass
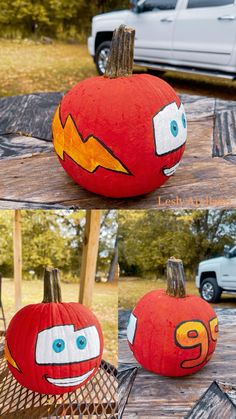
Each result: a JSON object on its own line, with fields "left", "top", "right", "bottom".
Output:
{"left": 2, "top": 279, "right": 117, "bottom": 366}
{"left": 1, "top": 38, "right": 236, "bottom": 99}
{"left": 119, "top": 277, "right": 236, "bottom": 310}
{"left": 0, "top": 39, "right": 97, "bottom": 96}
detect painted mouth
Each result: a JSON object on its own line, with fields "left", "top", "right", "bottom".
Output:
{"left": 46, "top": 368, "right": 95, "bottom": 387}
{"left": 163, "top": 162, "right": 180, "bottom": 177}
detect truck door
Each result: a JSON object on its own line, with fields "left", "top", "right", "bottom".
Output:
{"left": 128, "top": 0, "right": 178, "bottom": 62}
{"left": 221, "top": 248, "right": 236, "bottom": 290}
{"left": 173, "top": 0, "right": 236, "bottom": 67}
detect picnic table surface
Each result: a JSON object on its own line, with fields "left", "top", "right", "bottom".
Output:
{"left": 118, "top": 307, "right": 236, "bottom": 419}
{"left": 0, "top": 92, "right": 236, "bottom": 209}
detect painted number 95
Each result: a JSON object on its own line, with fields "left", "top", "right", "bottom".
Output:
{"left": 175, "top": 317, "right": 218, "bottom": 369}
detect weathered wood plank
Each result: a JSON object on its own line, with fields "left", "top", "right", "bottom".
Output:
{"left": 218, "top": 381, "right": 236, "bottom": 406}
{"left": 213, "top": 110, "right": 236, "bottom": 157}
{"left": 179, "top": 95, "right": 215, "bottom": 121}
{"left": 0, "top": 200, "right": 69, "bottom": 209}
{"left": 186, "top": 381, "right": 236, "bottom": 419}
{"left": 0, "top": 92, "right": 63, "bottom": 140}
{"left": 0, "top": 134, "right": 52, "bottom": 160}
{"left": 118, "top": 366, "right": 138, "bottom": 419}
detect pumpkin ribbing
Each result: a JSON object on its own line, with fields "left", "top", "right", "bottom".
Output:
{"left": 127, "top": 258, "right": 218, "bottom": 377}
{"left": 52, "top": 26, "right": 187, "bottom": 198}
{"left": 5, "top": 267, "right": 103, "bottom": 395}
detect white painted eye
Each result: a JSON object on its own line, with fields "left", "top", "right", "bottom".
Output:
{"left": 127, "top": 313, "right": 137, "bottom": 345}
{"left": 153, "top": 102, "right": 187, "bottom": 156}
{"left": 35, "top": 325, "right": 100, "bottom": 365}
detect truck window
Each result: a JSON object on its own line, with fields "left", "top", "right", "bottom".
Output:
{"left": 141, "top": 0, "right": 177, "bottom": 13}
{"left": 187, "top": 0, "right": 234, "bottom": 9}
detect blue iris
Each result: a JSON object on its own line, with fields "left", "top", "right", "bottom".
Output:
{"left": 170, "top": 120, "right": 178, "bottom": 137}
{"left": 182, "top": 113, "right": 187, "bottom": 129}
{"left": 76, "top": 336, "right": 87, "bottom": 350}
{"left": 52, "top": 338, "right": 65, "bottom": 353}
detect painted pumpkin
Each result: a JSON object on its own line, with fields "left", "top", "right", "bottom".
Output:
{"left": 127, "top": 258, "right": 218, "bottom": 377}
{"left": 5, "top": 269, "right": 103, "bottom": 395}
{"left": 52, "top": 26, "right": 187, "bottom": 198}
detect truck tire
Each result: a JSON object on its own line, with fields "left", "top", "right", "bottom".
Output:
{"left": 200, "top": 278, "right": 222, "bottom": 303}
{"left": 95, "top": 41, "right": 111, "bottom": 75}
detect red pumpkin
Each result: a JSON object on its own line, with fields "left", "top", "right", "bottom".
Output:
{"left": 52, "top": 26, "right": 187, "bottom": 198}
{"left": 127, "top": 259, "right": 218, "bottom": 377}
{"left": 5, "top": 270, "right": 103, "bottom": 395}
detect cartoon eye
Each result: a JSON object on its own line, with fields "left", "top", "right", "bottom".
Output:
{"left": 182, "top": 113, "right": 187, "bottom": 129}
{"left": 76, "top": 336, "right": 87, "bottom": 349}
{"left": 153, "top": 101, "right": 187, "bottom": 156}
{"left": 170, "top": 120, "right": 179, "bottom": 137}
{"left": 127, "top": 312, "right": 137, "bottom": 345}
{"left": 53, "top": 338, "right": 65, "bottom": 353}
{"left": 35, "top": 325, "right": 100, "bottom": 365}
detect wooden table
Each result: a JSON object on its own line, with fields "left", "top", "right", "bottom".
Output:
{"left": 118, "top": 308, "right": 236, "bottom": 418}
{"left": 0, "top": 93, "right": 236, "bottom": 209}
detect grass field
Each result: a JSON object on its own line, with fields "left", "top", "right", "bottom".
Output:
{"left": 1, "top": 38, "right": 236, "bottom": 99}
{"left": 119, "top": 277, "right": 236, "bottom": 310}
{"left": 0, "top": 39, "right": 97, "bottom": 96}
{"left": 2, "top": 279, "right": 117, "bottom": 366}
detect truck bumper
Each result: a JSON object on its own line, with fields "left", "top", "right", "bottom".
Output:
{"left": 88, "top": 36, "right": 95, "bottom": 57}
{"left": 195, "top": 275, "right": 200, "bottom": 289}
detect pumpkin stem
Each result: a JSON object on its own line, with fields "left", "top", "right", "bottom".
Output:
{"left": 105, "top": 25, "right": 135, "bottom": 79}
{"left": 42, "top": 267, "right": 62, "bottom": 303}
{"left": 166, "top": 257, "right": 186, "bottom": 298}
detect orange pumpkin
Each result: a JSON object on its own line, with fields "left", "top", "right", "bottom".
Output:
{"left": 52, "top": 26, "right": 187, "bottom": 198}
{"left": 127, "top": 258, "right": 218, "bottom": 377}
{"left": 5, "top": 269, "right": 103, "bottom": 395}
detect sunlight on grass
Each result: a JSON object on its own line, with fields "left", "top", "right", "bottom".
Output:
{"left": 119, "top": 277, "right": 236, "bottom": 310}
{"left": 2, "top": 279, "right": 117, "bottom": 366}
{"left": 0, "top": 40, "right": 97, "bottom": 96}
{"left": 1, "top": 39, "right": 236, "bottom": 99}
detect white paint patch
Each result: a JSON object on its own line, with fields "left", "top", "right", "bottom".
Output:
{"left": 163, "top": 162, "right": 180, "bottom": 177}
{"left": 36, "top": 325, "right": 100, "bottom": 365}
{"left": 46, "top": 369, "right": 95, "bottom": 387}
{"left": 153, "top": 102, "right": 187, "bottom": 156}
{"left": 127, "top": 313, "right": 137, "bottom": 345}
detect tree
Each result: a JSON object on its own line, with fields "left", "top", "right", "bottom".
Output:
{"left": 0, "top": 209, "right": 118, "bottom": 281}
{"left": 0, "top": 0, "right": 130, "bottom": 38}
{"left": 118, "top": 210, "right": 236, "bottom": 278}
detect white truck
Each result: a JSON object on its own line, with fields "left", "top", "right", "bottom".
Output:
{"left": 88, "top": 0, "right": 236, "bottom": 78}
{"left": 196, "top": 245, "right": 236, "bottom": 302}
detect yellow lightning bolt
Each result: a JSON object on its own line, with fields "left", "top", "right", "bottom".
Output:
{"left": 4, "top": 340, "right": 20, "bottom": 371}
{"left": 52, "top": 106, "right": 130, "bottom": 175}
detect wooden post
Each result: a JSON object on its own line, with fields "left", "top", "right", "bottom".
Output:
{"left": 13, "top": 210, "right": 22, "bottom": 311}
{"left": 79, "top": 210, "right": 101, "bottom": 307}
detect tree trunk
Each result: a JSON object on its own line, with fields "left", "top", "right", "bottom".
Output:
{"left": 108, "top": 237, "right": 118, "bottom": 282}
